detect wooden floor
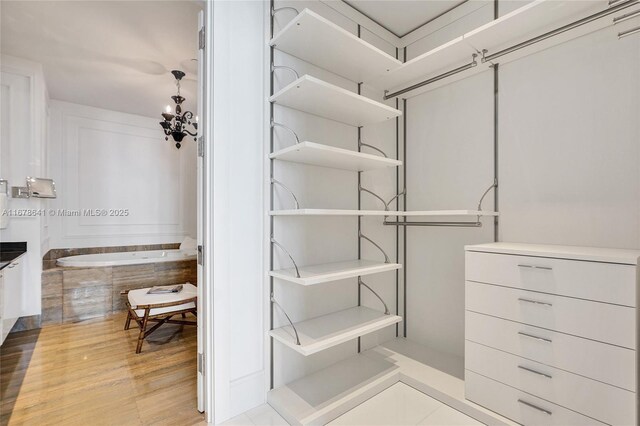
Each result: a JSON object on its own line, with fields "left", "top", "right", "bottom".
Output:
{"left": 1, "top": 312, "right": 204, "bottom": 426}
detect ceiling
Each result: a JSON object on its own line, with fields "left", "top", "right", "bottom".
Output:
{"left": 1, "top": 1, "right": 202, "bottom": 119}
{"left": 343, "top": 0, "right": 467, "bottom": 37}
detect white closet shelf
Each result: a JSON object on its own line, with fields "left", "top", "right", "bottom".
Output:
{"left": 375, "top": 0, "right": 609, "bottom": 95}
{"left": 270, "top": 209, "right": 498, "bottom": 217}
{"left": 270, "top": 141, "right": 402, "bottom": 171}
{"left": 463, "top": 0, "right": 607, "bottom": 53}
{"left": 270, "top": 259, "right": 402, "bottom": 286}
{"left": 269, "top": 75, "right": 402, "bottom": 127}
{"left": 270, "top": 8, "right": 402, "bottom": 83}
{"left": 270, "top": 306, "right": 401, "bottom": 356}
{"left": 371, "top": 35, "right": 476, "bottom": 91}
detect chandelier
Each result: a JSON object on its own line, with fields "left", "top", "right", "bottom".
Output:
{"left": 159, "top": 70, "right": 197, "bottom": 149}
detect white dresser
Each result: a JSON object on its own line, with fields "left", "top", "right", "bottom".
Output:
{"left": 464, "top": 243, "right": 638, "bottom": 426}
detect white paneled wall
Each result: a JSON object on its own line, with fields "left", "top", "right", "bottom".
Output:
{"left": 0, "top": 55, "right": 49, "bottom": 317}
{"left": 47, "top": 100, "right": 196, "bottom": 248}
{"left": 498, "top": 25, "right": 640, "bottom": 248}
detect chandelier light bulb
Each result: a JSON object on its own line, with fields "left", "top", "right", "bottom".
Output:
{"left": 165, "top": 105, "right": 172, "bottom": 113}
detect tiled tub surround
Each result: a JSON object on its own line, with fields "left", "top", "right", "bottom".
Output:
{"left": 41, "top": 244, "right": 197, "bottom": 325}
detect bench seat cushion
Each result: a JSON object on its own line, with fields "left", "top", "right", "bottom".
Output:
{"left": 128, "top": 283, "right": 197, "bottom": 317}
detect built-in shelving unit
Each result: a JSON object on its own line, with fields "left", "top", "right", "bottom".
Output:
{"left": 265, "top": 0, "right": 626, "bottom": 422}
{"left": 270, "top": 8, "right": 402, "bottom": 82}
{"left": 270, "top": 259, "right": 402, "bottom": 286}
{"left": 270, "top": 141, "right": 402, "bottom": 171}
{"left": 269, "top": 75, "right": 402, "bottom": 126}
{"left": 269, "top": 306, "right": 402, "bottom": 356}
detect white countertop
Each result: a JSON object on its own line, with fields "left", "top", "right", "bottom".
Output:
{"left": 465, "top": 242, "right": 640, "bottom": 265}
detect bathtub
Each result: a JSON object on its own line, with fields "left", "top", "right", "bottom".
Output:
{"left": 56, "top": 249, "right": 197, "bottom": 267}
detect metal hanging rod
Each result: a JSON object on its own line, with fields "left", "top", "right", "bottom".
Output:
{"left": 619, "top": 25, "right": 640, "bottom": 38}
{"left": 271, "top": 120, "right": 300, "bottom": 145}
{"left": 271, "top": 64, "right": 299, "bottom": 80}
{"left": 270, "top": 236, "right": 301, "bottom": 278}
{"left": 358, "top": 278, "right": 390, "bottom": 315}
{"left": 271, "top": 293, "right": 301, "bottom": 345}
{"left": 359, "top": 184, "right": 406, "bottom": 211}
{"left": 359, "top": 231, "right": 391, "bottom": 263}
{"left": 271, "top": 178, "right": 300, "bottom": 210}
{"left": 384, "top": 54, "right": 477, "bottom": 100}
{"left": 358, "top": 137, "right": 389, "bottom": 158}
{"left": 484, "top": 0, "right": 640, "bottom": 62}
{"left": 613, "top": 8, "right": 640, "bottom": 24}
{"left": 384, "top": 0, "right": 639, "bottom": 100}
{"left": 383, "top": 180, "right": 497, "bottom": 228}
{"left": 384, "top": 220, "right": 482, "bottom": 227}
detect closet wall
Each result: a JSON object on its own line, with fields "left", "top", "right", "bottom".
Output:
{"left": 270, "top": 0, "right": 400, "bottom": 387}
{"left": 403, "top": 0, "right": 640, "bottom": 361}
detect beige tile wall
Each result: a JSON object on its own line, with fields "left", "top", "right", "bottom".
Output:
{"left": 41, "top": 256, "right": 197, "bottom": 325}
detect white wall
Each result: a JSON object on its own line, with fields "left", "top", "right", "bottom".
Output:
{"left": 210, "top": 0, "right": 266, "bottom": 421}
{"left": 402, "top": 4, "right": 494, "bottom": 360}
{"left": 0, "top": 55, "right": 49, "bottom": 318}
{"left": 498, "top": 25, "right": 640, "bottom": 248}
{"left": 47, "top": 100, "right": 196, "bottom": 249}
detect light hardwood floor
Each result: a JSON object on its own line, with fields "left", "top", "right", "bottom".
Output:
{"left": 1, "top": 312, "right": 204, "bottom": 425}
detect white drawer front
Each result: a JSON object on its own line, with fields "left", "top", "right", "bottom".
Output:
{"left": 466, "top": 311, "right": 636, "bottom": 391}
{"left": 465, "top": 251, "right": 636, "bottom": 307}
{"left": 466, "top": 371, "right": 607, "bottom": 426}
{"left": 466, "top": 341, "right": 636, "bottom": 425}
{"left": 466, "top": 281, "right": 636, "bottom": 348}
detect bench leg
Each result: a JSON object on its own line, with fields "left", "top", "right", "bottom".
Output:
{"left": 124, "top": 310, "right": 132, "bottom": 330}
{"left": 136, "top": 308, "right": 150, "bottom": 354}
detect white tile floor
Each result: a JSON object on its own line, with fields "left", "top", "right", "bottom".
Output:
{"left": 222, "top": 382, "right": 484, "bottom": 426}
{"left": 329, "top": 383, "right": 483, "bottom": 426}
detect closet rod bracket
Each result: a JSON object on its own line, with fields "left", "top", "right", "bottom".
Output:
{"left": 358, "top": 278, "right": 390, "bottom": 315}
{"left": 270, "top": 236, "right": 301, "bottom": 278}
{"left": 271, "top": 64, "right": 299, "bottom": 81}
{"left": 271, "top": 6, "right": 299, "bottom": 17}
{"left": 359, "top": 231, "right": 391, "bottom": 263}
{"left": 271, "top": 178, "right": 300, "bottom": 210}
{"left": 271, "top": 293, "right": 301, "bottom": 345}
{"left": 271, "top": 120, "right": 300, "bottom": 145}
{"left": 359, "top": 184, "right": 406, "bottom": 211}
{"left": 358, "top": 137, "right": 389, "bottom": 158}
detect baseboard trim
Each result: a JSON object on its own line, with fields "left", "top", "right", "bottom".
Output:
{"left": 11, "top": 315, "right": 42, "bottom": 332}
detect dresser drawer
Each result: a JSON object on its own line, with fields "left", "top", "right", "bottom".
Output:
{"left": 466, "top": 281, "right": 636, "bottom": 348}
{"left": 465, "top": 251, "right": 636, "bottom": 307}
{"left": 466, "top": 311, "right": 635, "bottom": 391}
{"left": 466, "top": 341, "right": 636, "bottom": 425}
{"left": 466, "top": 371, "right": 606, "bottom": 426}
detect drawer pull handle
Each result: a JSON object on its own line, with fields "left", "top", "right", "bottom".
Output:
{"left": 517, "top": 399, "right": 552, "bottom": 415}
{"left": 517, "top": 264, "right": 552, "bottom": 271}
{"left": 518, "top": 298, "right": 553, "bottom": 307}
{"left": 518, "top": 365, "right": 553, "bottom": 379}
{"left": 518, "top": 331, "right": 552, "bottom": 343}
